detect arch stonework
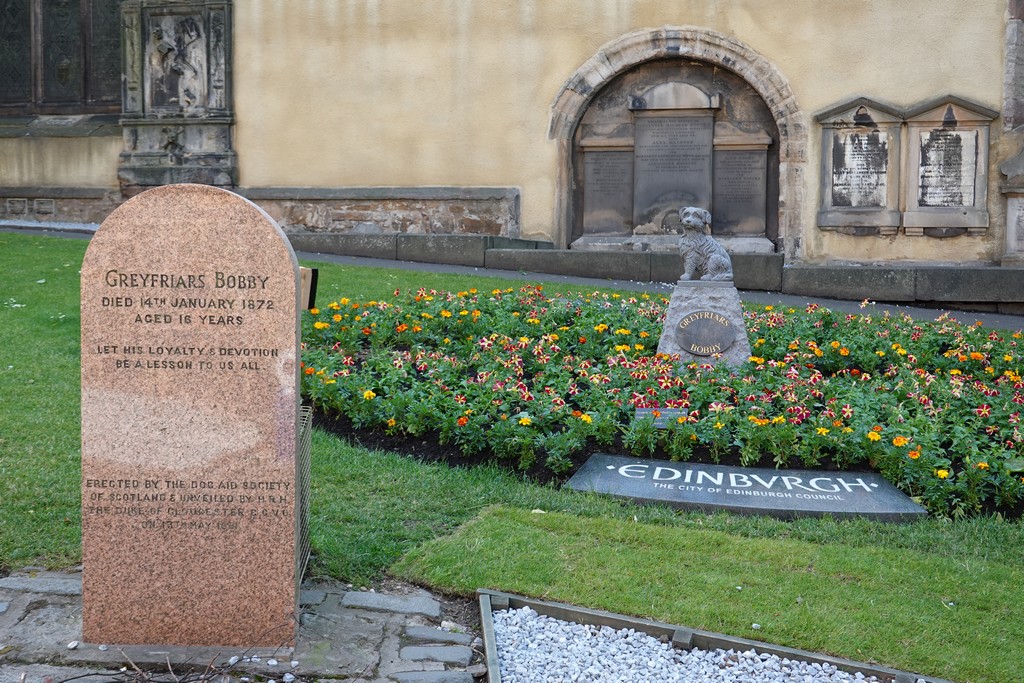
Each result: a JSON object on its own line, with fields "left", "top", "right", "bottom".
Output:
{"left": 549, "top": 26, "right": 808, "bottom": 256}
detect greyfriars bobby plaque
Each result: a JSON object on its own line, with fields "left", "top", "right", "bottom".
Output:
{"left": 676, "top": 310, "right": 737, "bottom": 356}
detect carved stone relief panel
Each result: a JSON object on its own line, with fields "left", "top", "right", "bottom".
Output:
{"left": 119, "top": 1, "right": 235, "bottom": 191}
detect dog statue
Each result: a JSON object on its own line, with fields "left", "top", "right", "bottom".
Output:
{"left": 677, "top": 207, "right": 733, "bottom": 281}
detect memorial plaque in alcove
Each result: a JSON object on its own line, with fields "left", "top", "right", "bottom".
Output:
{"left": 918, "top": 129, "right": 977, "bottom": 207}
{"left": 583, "top": 150, "right": 634, "bottom": 234}
{"left": 633, "top": 115, "right": 713, "bottom": 225}
{"left": 712, "top": 149, "right": 766, "bottom": 235}
{"left": 831, "top": 131, "right": 889, "bottom": 208}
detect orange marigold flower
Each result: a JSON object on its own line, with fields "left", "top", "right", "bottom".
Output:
{"left": 892, "top": 436, "right": 909, "bottom": 447}
{"left": 456, "top": 416, "right": 469, "bottom": 427}
{"left": 304, "top": 367, "right": 315, "bottom": 375}
{"left": 970, "top": 352, "right": 985, "bottom": 361}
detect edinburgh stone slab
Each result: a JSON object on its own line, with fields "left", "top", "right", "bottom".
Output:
{"left": 657, "top": 282, "right": 751, "bottom": 366}
{"left": 80, "top": 184, "right": 301, "bottom": 647}
{"left": 565, "top": 454, "right": 927, "bottom": 521}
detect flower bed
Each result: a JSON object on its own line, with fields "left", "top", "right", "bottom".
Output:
{"left": 301, "top": 286, "right": 1024, "bottom": 518}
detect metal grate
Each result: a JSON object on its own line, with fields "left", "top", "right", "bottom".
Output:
{"left": 295, "top": 405, "right": 313, "bottom": 588}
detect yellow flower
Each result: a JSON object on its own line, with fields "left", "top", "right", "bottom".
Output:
{"left": 309, "top": 308, "right": 319, "bottom": 315}
{"left": 1005, "top": 354, "right": 1014, "bottom": 362}
{"left": 976, "top": 462, "right": 990, "bottom": 470}
{"left": 839, "top": 347, "right": 850, "bottom": 356}
{"left": 441, "top": 310, "right": 453, "bottom": 318}
{"left": 764, "top": 305, "right": 773, "bottom": 311}
{"left": 876, "top": 351, "right": 886, "bottom": 357}
{"left": 935, "top": 469, "right": 950, "bottom": 479}
{"left": 816, "top": 427, "right": 830, "bottom": 436}
{"left": 333, "top": 314, "right": 343, "bottom": 322}
{"left": 386, "top": 418, "right": 397, "bottom": 428}
{"left": 867, "top": 432, "right": 882, "bottom": 442}
{"left": 594, "top": 324, "right": 609, "bottom": 333}
{"left": 518, "top": 417, "right": 532, "bottom": 426}
{"left": 363, "top": 390, "right": 376, "bottom": 400}
{"left": 831, "top": 341, "right": 841, "bottom": 349}
{"left": 892, "top": 436, "right": 909, "bottom": 447}
{"left": 313, "top": 321, "right": 330, "bottom": 330}
{"left": 772, "top": 416, "right": 786, "bottom": 425}
{"left": 614, "top": 344, "right": 631, "bottom": 352}
{"left": 714, "top": 422, "right": 724, "bottom": 430}
{"left": 328, "top": 302, "right": 341, "bottom": 310}
{"left": 677, "top": 416, "right": 687, "bottom": 424}
{"left": 578, "top": 414, "right": 593, "bottom": 423}
{"left": 614, "top": 328, "right": 631, "bottom": 335}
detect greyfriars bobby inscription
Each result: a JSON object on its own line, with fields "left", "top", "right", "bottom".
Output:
{"left": 676, "top": 310, "right": 736, "bottom": 356}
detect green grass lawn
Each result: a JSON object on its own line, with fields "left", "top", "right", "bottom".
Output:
{"left": 2, "top": 231, "right": 1022, "bottom": 681}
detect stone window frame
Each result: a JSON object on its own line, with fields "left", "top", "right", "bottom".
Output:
{"left": 0, "top": 0, "right": 122, "bottom": 116}
{"left": 549, "top": 26, "right": 808, "bottom": 255}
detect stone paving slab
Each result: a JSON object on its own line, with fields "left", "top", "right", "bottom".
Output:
{"left": 399, "top": 646, "right": 473, "bottom": 666}
{"left": 0, "top": 571, "right": 481, "bottom": 683}
{"left": 405, "top": 626, "right": 474, "bottom": 646}
{"left": 341, "top": 592, "right": 442, "bottom": 619}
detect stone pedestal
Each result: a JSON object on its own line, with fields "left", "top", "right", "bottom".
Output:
{"left": 657, "top": 281, "right": 751, "bottom": 366}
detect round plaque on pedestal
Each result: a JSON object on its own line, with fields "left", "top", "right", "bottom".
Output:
{"left": 675, "top": 309, "right": 737, "bottom": 356}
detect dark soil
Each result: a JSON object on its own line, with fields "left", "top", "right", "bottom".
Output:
{"left": 312, "top": 407, "right": 873, "bottom": 487}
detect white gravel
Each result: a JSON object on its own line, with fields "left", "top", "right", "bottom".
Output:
{"left": 493, "top": 606, "right": 925, "bottom": 683}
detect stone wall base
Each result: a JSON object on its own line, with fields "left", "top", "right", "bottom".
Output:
{"left": 0, "top": 186, "right": 522, "bottom": 238}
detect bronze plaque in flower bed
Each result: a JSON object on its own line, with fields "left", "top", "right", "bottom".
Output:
{"left": 80, "top": 184, "right": 302, "bottom": 647}
{"left": 566, "top": 454, "right": 927, "bottom": 522}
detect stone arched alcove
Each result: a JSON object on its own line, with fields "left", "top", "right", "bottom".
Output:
{"left": 549, "top": 27, "right": 808, "bottom": 256}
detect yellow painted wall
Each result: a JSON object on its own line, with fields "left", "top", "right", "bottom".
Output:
{"left": 234, "top": 0, "right": 1007, "bottom": 260}
{"left": 0, "top": 137, "right": 121, "bottom": 188}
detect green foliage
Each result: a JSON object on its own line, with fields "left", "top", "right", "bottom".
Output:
{"left": 303, "top": 287, "right": 1024, "bottom": 517}
{"left": 395, "top": 506, "right": 1024, "bottom": 683}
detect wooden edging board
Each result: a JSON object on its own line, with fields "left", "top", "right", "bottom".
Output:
{"left": 477, "top": 589, "right": 952, "bottom": 683}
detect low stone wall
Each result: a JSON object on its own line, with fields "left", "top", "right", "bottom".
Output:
{"left": 242, "top": 187, "right": 521, "bottom": 238}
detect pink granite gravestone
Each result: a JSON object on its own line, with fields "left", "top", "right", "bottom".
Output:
{"left": 80, "top": 185, "right": 301, "bottom": 647}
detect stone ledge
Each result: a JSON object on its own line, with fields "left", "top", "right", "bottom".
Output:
{"left": 0, "top": 187, "right": 113, "bottom": 199}
{"left": 241, "top": 186, "right": 519, "bottom": 202}
{"left": 0, "top": 114, "right": 120, "bottom": 138}
{"left": 783, "top": 265, "right": 1024, "bottom": 304}
{"left": 405, "top": 625, "right": 475, "bottom": 646}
